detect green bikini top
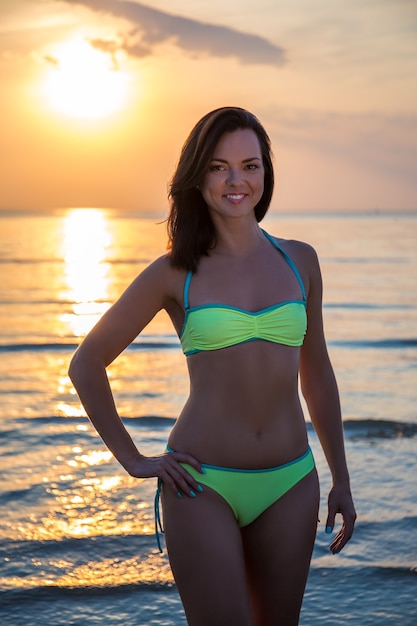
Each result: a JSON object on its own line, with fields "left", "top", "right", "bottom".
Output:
{"left": 180, "top": 230, "right": 307, "bottom": 356}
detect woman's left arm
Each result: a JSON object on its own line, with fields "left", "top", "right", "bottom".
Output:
{"left": 298, "top": 243, "right": 356, "bottom": 553}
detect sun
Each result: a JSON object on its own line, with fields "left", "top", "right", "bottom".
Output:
{"left": 41, "top": 37, "right": 130, "bottom": 119}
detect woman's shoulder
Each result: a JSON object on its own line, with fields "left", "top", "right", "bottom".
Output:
{"left": 140, "top": 253, "right": 187, "bottom": 299}
{"left": 266, "top": 233, "right": 319, "bottom": 266}
{"left": 142, "top": 253, "right": 185, "bottom": 280}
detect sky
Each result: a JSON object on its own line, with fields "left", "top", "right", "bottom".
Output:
{"left": 1, "top": 0, "right": 416, "bottom": 214}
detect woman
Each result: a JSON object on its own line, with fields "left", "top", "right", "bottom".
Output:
{"left": 69, "top": 107, "right": 356, "bottom": 625}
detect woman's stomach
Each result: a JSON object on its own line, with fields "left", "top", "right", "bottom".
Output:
{"left": 168, "top": 344, "right": 308, "bottom": 468}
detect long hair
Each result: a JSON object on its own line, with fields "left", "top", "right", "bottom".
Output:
{"left": 167, "top": 107, "right": 274, "bottom": 271}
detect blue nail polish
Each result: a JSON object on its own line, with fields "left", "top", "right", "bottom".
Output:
{"left": 197, "top": 484, "right": 204, "bottom": 492}
{"left": 201, "top": 467, "right": 206, "bottom": 474}
{"left": 326, "top": 526, "right": 332, "bottom": 534}
{"left": 177, "top": 491, "right": 183, "bottom": 499}
{"left": 190, "top": 490, "right": 197, "bottom": 497}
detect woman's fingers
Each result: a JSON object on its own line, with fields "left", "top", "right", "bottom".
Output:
{"left": 171, "top": 451, "right": 204, "bottom": 474}
{"left": 163, "top": 452, "right": 204, "bottom": 496}
{"left": 326, "top": 484, "right": 357, "bottom": 553}
{"left": 161, "top": 460, "right": 199, "bottom": 496}
{"left": 132, "top": 452, "right": 203, "bottom": 496}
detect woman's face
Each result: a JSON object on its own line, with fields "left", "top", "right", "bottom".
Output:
{"left": 200, "top": 128, "right": 265, "bottom": 222}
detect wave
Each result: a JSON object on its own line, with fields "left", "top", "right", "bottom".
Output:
{"left": 1, "top": 336, "right": 416, "bottom": 353}
{"left": 0, "top": 339, "right": 180, "bottom": 353}
{"left": 12, "top": 414, "right": 176, "bottom": 426}
{"left": 0, "top": 343, "right": 78, "bottom": 353}
{"left": 0, "top": 561, "right": 414, "bottom": 604}
{"left": 7, "top": 415, "right": 417, "bottom": 439}
{"left": 324, "top": 302, "right": 416, "bottom": 310}
{"left": 0, "top": 582, "right": 174, "bottom": 605}
{"left": 329, "top": 338, "right": 417, "bottom": 349}
{"left": 0, "top": 533, "right": 172, "bottom": 603}
{"left": 2, "top": 299, "right": 414, "bottom": 313}
{"left": 323, "top": 256, "right": 408, "bottom": 264}
{"left": 342, "top": 419, "right": 417, "bottom": 439}
{"left": 1, "top": 521, "right": 416, "bottom": 578}
{"left": 0, "top": 298, "right": 110, "bottom": 306}
{"left": 312, "top": 563, "right": 417, "bottom": 579}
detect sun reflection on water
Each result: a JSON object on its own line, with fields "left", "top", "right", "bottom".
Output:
{"left": 40, "top": 463, "right": 153, "bottom": 541}
{"left": 0, "top": 553, "right": 174, "bottom": 590}
{"left": 61, "top": 208, "right": 112, "bottom": 337}
{"left": 0, "top": 438, "right": 156, "bottom": 544}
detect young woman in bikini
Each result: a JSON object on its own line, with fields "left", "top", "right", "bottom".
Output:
{"left": 69, "top": 106, "right": 356, "bottom": 625}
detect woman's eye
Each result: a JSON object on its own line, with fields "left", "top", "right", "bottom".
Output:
{"left": 245, "top": 163, "right": 258, "bottom": 170}
{"left": 210, "top": 164, "right": 225, "bottom": 172}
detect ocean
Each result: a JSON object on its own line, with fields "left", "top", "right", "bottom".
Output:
{"left": 0, "top": 208, "right": 416, "bottom": 625}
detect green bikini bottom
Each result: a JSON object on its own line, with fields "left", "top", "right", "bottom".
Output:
{"left": 154, "top": 446, "right": 315, "bottom": 552}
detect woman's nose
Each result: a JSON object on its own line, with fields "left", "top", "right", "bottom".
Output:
{"left": 226, "top": 168, "right": 243, "bottom": 186}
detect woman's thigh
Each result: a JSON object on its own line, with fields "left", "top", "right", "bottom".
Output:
{"left": 161, "top": 484, "right": 254, "bottom": 626}
{"left": 241, "top": 468, "right": 320, "bottom": 626}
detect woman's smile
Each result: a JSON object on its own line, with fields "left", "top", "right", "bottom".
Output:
{"left": 224, "top": 193, "right": 247, "bottom": 204}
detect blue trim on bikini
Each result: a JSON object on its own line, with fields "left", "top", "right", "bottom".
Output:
{"left": 182, "top": 230, "right": 307, "bottom": 314}
{"left": 166, "top": 445, "right": 312, "bottom": 473}
{"left": 183, "top": 270, "right": 193, "bottom": 310}
{"left": 154, "top": 479, "right": 164, "bottom": 552}
{"left": 261, "top": 230, "right": 307, "bottom": 301}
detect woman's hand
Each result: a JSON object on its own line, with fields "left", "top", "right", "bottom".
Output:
{"left": 127, "top": 450, "right": 204, "bottom": 497}
{"left": 325, "top": 483, "right": 357, "bottom": 554}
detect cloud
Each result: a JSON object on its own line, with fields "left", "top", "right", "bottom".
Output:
{"left": 87, "top": 37, "right": 122, "bottom": 69}
{"left": 43, "top": 53, "right": 60, "bottom": 67}
{"left": 62, "top": 0, "right": 286, "bottom": 66}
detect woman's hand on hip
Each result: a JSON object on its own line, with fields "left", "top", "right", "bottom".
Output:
{"left": 128, "top": 451, "right": 204, "bottom": 497}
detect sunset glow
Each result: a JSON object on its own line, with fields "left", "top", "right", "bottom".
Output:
{"left": 1, "top": 0, "right": 416, "bottom": 212}
{"left": 41, "top": 38, "right": 130, "bottom": 119}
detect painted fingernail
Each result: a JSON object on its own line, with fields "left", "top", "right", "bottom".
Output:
{"left": 197, "top": 484, "right": 204, "bottom": 492}
{"left": 200, "top": 467, "right": 206, "bottom": 474}
{"left": 190, "top": 490, "right": 197, "bottom": 497}
{"left": 177, "top": 491, "right": 183, "bottom": 499}
{"left": 326, "top": 526, "right": 333, "bottom": 534}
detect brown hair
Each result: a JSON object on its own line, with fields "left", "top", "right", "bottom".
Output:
{"left": 167, "top": 107, "right": 274, "bottom": 271}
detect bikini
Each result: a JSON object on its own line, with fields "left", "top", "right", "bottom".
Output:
{"left": 154, "top": 230, "right": 315, "bottom": 551}
{"left": 180, "top": 230, "right": 307, "bottom": 355}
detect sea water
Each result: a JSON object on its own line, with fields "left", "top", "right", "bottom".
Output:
{"left": 0, "top": 209, "right": 416, "bottom": 625}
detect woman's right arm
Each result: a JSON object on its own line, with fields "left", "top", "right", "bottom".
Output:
{"left": 68, "top": 256, "right": 203, "bottom": 494}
